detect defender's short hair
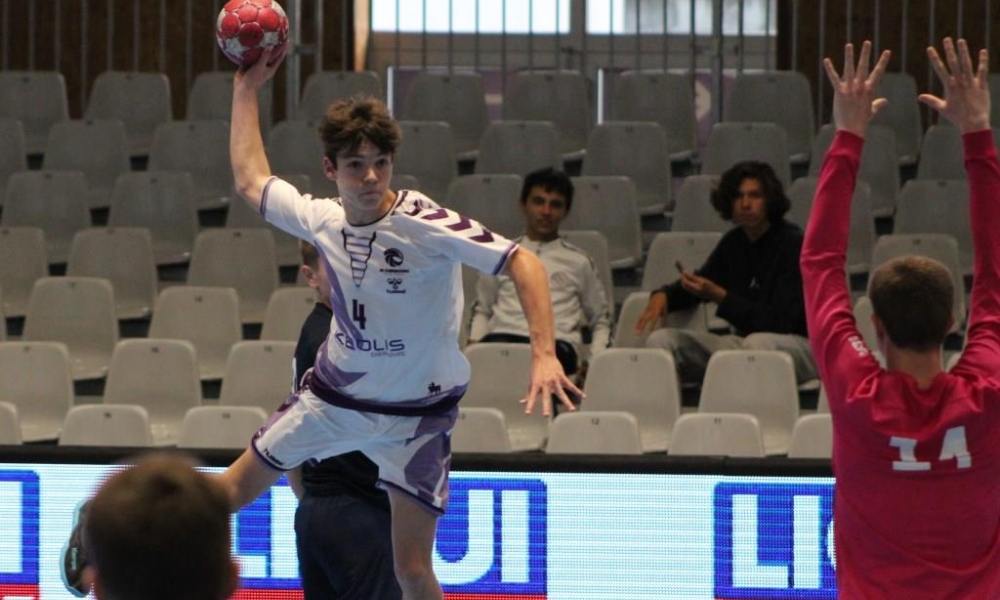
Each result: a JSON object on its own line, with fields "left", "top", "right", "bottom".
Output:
{"left": 85, "top": 455, "right": 233, "bottom": 600}
{"left": 868, "top": 256, "right": 955, "bottom": 351}
{"left": 520, "top": 167, "right": 575, "bottom": 211}
{"left": 711, "top": 160, "right": 791, "bottom": 222}
{"left": 299, "top": 239, "right": 319, "bottom": 269}
{"left": 318, "top": 95, "right": 401, "bottom": 163}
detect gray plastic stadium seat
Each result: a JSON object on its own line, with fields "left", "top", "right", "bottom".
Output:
{"left": 724, "top": 71, "right": 815, "bottom": 164}
{"left": 451, "top": 407, "right": 512, "bottom": 453}
{"left": 504, "top": 70, "right": 592, "bottom": 160}
{"left": 582, "top": 122, "right": 673, "bottom": 215}
{"left": 103, "top": 339, "right": 202, "bottom": 446}
{"left": 0, "top": 402, "right": 20, "bottom": 445}
{"left": 42, "top": 119, "right": 131, "bottom": 209}
{"left": 401, "top": 71, "right": 489, "bottom": 160}
{"left": 545, "top": 411, "right": 643, "bottom": 455}
{"left": 669, "top": 413, "right": 765, "bottom": 457}
{"left": 2, "top": 170, "right": 91, "bottom": 264}
{"left": 187, "top": 229, "right": 280, "bottom": 324}
{"left": 178, "top": 406, "right": 269, "bottom": 450}
{"left": 612, "top": 291, "right": 711, "bottom": 349}
{"left": 564, "top": 176, "right": 643, "bottom": 269}
{"left": 59, "top": 405, "right": 153, "bottom": 447}
{"left": 260, "top": 287, "right": 318, "bottom": 342}
{"left": 916, "top": 124, "right": 965, "bottom": 181}
{"left": 641, "top": 231, "right": 723, "bottom": 291}
{"left": 107, "top": 171, "right": 199, "bottom": 265}
{"left": 23, "top": 277, "right": 119, "bottom": 381}
{"left": 0, "top": 71, "right": 70, "bottom": 155}
{"left": 395, "top": 121, "right": 458, "bottom": 202}
{"left": 295, "top": 71, "right": 382, "bottom": 123}
{"left": 612, "top": 70, "right": 697, "bottom": 162}
{"left": 559, "top": 230, "right": 614, "bottom": 318}
{"left": 786, "top": 177, "right": 875, "bottom": 274}
{"left": 148, "top": 286, "right": 242, "bottom": 381}
{"left": 700, "top": 122, "right": 791, "bottom": 186}
{"left": 670, "top": 175, "right": 729, "bottom": 233}
{"left": 871, "top": 73, "right": 923, "bottom": 166}
{"left": 187, "top": 72, "right": 274, "bottom": 136}
{"left": 85, "top": 71, "right": 172, "bottom": 156}
{"left": 809, "top": 124, "right": 900, "bottom": 218}
{"left": 266, "top": 120, "right": 336, "bottom": 199}
{"left": 67, "top": 228, "right": 158, "bottom": 320}
{"left": 225, "top": 182, "right": 305, "bottom": 268}
{"left": 148, "top": 120, "right": 233, "bottom": 211}
{"left": 0, "top": 341, "right": 73, "bottom": 442}
{"left": 218, "top": 341, "right": 297, "bottom": 412}
{"left": 443, "top": 174, "right": 524, "bottom": 241}
{"left": 788, "top": 414, "right": 833, "bottom": 459}
{"left": 0, "top": 118, "right": 28, "bottom": 200}
{"left": 475, "top": 121, "right": 562, "bottom": 177}
{"left": 894, "top": 179, "right": 973, "bottom": 275}
{"left": 0, "top": 227, "right": 48, "bottom": 318}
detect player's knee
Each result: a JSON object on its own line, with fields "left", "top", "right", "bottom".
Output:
{"left": 393, "top": 557, "right": 434, "bottom": 592}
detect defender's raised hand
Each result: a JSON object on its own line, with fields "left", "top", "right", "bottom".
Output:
{"left": 823, "top": 41, "right": 891, "bottom": 137}
{"left": 918, "top": 38, "right": 990, "bottom": 134}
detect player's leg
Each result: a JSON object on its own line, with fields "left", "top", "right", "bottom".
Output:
{"left": 388, "top": 488, "right": 443, "bottom": 600}
{"left": 646, "top": 328, "right": 742, "bottom": 383}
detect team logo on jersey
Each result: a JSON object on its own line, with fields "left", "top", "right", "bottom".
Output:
{"left": 387, "top": 277, "right": 406, "bottom": 294}
{"left": 381, "top": 247, "right": 410, "bottom": 274}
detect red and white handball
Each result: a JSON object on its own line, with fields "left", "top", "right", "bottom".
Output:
{"left": 216, "top": 0, "right": 289, "bottom": 68}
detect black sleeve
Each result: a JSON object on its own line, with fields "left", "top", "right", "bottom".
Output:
{"left": 660, "top": 233, "right": 732, "bottom": 313}
{"left": 292, "top": 304, "right": 332, "bottom": 391}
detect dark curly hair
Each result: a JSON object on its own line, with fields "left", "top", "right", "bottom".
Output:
{"left": 710, "top": 161, "right": 791, "bottom": 223}
{"left": 318, "top": 95, "right": 401, "bottom": 164}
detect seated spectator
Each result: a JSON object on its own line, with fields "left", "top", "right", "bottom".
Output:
{"left": 634, "top": 161, "right": 817, "bottom": 384}
{"left": 469, "top": 167, "right": 612, "bottom": 380}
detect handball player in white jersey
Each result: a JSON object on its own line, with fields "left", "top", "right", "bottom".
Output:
{"left": 219, "top": 44, "right": 581, "bottom": 600}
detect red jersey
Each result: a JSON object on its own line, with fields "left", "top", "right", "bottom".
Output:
{"left": 802, "top": 129, "right": 1000, "bottom": 599}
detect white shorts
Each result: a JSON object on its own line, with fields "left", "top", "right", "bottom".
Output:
{"left": 252, "top": 389, "right": 458, "bottom": 514}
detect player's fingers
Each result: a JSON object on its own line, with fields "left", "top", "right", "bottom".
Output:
{"left": 957, "top": 39, "right": 974, "bottom": 76}
{"left": 868, "top": 50, "right": 891, "bottom": 88}
{"left": 944, "top": 38, "right": 962, "bottom": 78}
{"left": 856, "top": 40, "right": 872, "bottom": 80}
{"left": 870, "top": 98, "right": 889, "bottom": 116}
{"left": 822, "top": 58, "right": 841, "bottom": 89}
{"left": 843, "top": 43, "right": 856, "bottom": 82}
{"left": 916, "top": 94, "right": 946, "bottom": 112}
{"left": 926, "top": 46, "right": 951, "bottom": 85}
{"left": 977, "top": 49, "right": 989, "bottom": 84}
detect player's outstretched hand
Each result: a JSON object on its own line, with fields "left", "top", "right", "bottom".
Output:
{"left": 918, "top": 38, "right": 991, "bottom": 134}
{"left": 235, "top": 42, "right": 288, "bottom": 91}
{"left": 823, "top": 40, "right": 891, "bottom": 137}
{"left": 521, "top": 354, "right": 583, "bottom": 416}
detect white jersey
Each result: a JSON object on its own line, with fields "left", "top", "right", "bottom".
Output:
{"left": 261, "top": 178, "right": 518, "bottom": 407}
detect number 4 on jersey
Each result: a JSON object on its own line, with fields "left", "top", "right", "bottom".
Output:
{"left": 352, "top": 299, "right": 367, "bottom": 330}
{"left": 890, "top": 426, "right": 971, "bottom": 471}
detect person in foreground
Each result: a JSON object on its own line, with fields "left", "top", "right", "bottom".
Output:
{"left": 220, "top": 44, "right": 580, "bottom": 600}
{"left": 805, "top": 38, "right": 1000, "bottom": 598}
{"left": 83, "top": 454, "right": 238, "bottom": 600}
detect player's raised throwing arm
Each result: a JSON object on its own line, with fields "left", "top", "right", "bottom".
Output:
{"left": 504, "top": 248, "right": 583, "bottom": 416}
{"left": 231, "top": 44, "right": 287, "bottom": 213}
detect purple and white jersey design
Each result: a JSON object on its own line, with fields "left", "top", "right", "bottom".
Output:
{"left": 261, "top": 178, "right": 518, "bottom": 405}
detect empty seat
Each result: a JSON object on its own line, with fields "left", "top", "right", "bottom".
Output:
{"left": 443, "top": 174, "right": 524, "bottom": 240}
{"left": 916, "top": 124, "right": 965, "bottom": 181}
{"left": 545, "top": 411, "right": 643, "bottom": 455}
{"left": 225, "top": 188, "right": 302, "bottom": 267}
{"left": 698, "top": 350, "right": 800, "bottom": 455}
{"left": 85, "top": 71, "right": 172, "bottom": 156}
{"left": 559, "top": 230, "right": 614, "bottom": 316}
{"left": 147, "top": 120, "right": 233, "bottom": 211}
{"left": 187, "top": 71, "right": 274, "bottom": 135}
{"left": 67, "top": 228, "right": 158, "bottom": 320}
{"left": 474, "top": 121, "right": 562, "bottom": 177}
{"left": 669, "top": 175, "right": 729, "bottom": 233}
{"left": 894, "top": 180, "right": 973, "bottom": 275}
{"left": 266, "top": 120, "right": 336, "bottom": 199}
{"left": 107, "top": 171, "right": 199, "bottom": 265}
{"left": 218, "top": 341, "right": 297, "bottom": 412}
{"left": 103, "top": 339, "right": 202, "bottom": 445}
{"left": 504, "top": 70, "right": 592, "bottom": 159}
{"left": 2, "top": 170, "right": 91, "bottom": 264}
{"left": 582, "top": 121, "right": 673, "bottom": 215}
{"left": 870, "top": 234, "right": 966, "bottom": 331}
{"left": 641, "top": 231, "right": 723, "bottom": 291}
{"left": 852, "top": 295, "right": 879, "bottom": 352}
{"left": 42, "top": 119, "right": 131, "bottom": 209}
{"left": 0, "top": 118, "right": 28, "bottom": 198}
{"left": 178, "top": 406, "right": 268, "bottom": 449}
{"left": 786, "top": 177, "right": 875, "bottom": 274}
{"left": 260, "top": 287, "right": 319, "bottom": 341}
{"left": 700, "top": 122, "right": 791, "bottom": 186}
{"left": 451, "top": 407, "right": 512, "bottom": 453}
{"left": 23, "top": 277, "right": 119, "bottom": 381}
{"left": 59, "top": 405, "right": 153, "bottom": 447}
{"left": 148, "top": 286, "right": 242, "bottom": 381}
{"left": 788, "top": 414, "right": 833, "bottom": 459}
{"left": 401, "top": 71, "right": 489, "bottom": 160}
{"left": 668, "top": 413, "right": 765, "bottom": 457}
{"left": 391, "top": 173, "right": 420, "bottom": 191}
{"left": 395, "top": 121, "right": 458, "bottom": 202}
{"left": 0, "top": 402, "right": 20, "bottom": 445}
{"left": 0, "top": 341, "right": 74, "bottom": 442}
{"left": 583, "top": 348, "right": 681, "bottom": 452}
{"left": 724, "top": 71, "right": 815, "bottom": 164}
{"left": 295, "top": 71, "right": 382, "bottom": 122}
{"left": 809, "top": 124, "right": 899, "bottom": 218}
{"left": 871, "top": 72, "right": 923, "bottom": 165}
{"left": 463, "top": 342, "right": 549, "bottom": 451}
{"left": 611, "top": 70, "right": 697, "bottom": 162}
{"left": 0, "top": 227, "right": 48, "bottom": 318}
{"left": 187, "top": 229, "right": 280, "bottom": 324}
{"left": 0, "top": 71, "right": 70, "bottom": 155}
{"left": 564, "top": 176, "right": 643, "bottom": 269}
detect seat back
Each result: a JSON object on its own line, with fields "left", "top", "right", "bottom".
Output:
{"left": 725, "top": 71, "right": 815, "bottom": 163}
{"left": 395, "top": 121, "right": 458, "bottom": 202}
{"left": 669, "top": 413, "right": 765, "bottom": 457}
{"left": 545, "top": 411, "right": 643, "bottom": 455}
{"left": 67, "top": 227, "right": 158, "bottom": 320}
{"left": 107, "top": 171, "right": 199, "bottom": 265}
{"left": 147, "top": 120, "right": 233, "bottom": 210}
{"left": 0, "top": 227, "right": 48, "bottom": 318}
{"left": 85, "top": 71, "right": 172, "bottom": 156}
{"left": 895, "top": 179, "right": 973, "bottom": 275}
{"left": 451, "top": 407, "right": 512, "bottom": 453}
{"left": 810, "top": 124, "right": 899, "bottom": 217}
{"left": 295, "top": 71, "right": 382, "bottom": 122}
{"left": 187, "top": 72, "right": 274, "bottom": 135}
{"left": 59, "top": 405, "right": 153, "bottom": 447}
{"left": 266, "top": 120, "right": 335, "bottom": 198}
{"left": 148, "top": 286, "right": 242, "bottom": 381}
{"left": 187, "top": 229, "right": 280, "bottom": 324}
{"left": 475, "top": 121, "right": 562, "bottom": 177}
{"left": 225, "top": 185, "right": 304, "bottom": 267}
{"left": 0, "top": 71, "right": 70, "bottom": 154}
{"left": 788, "top": 414, "right": 833, "bottom": 459}
{"left": 701, "top": 122, "right": 791, "bottom": 186}
{"left": 504, "top": 70, "right": 592, "bottom": 157}
{"left": 260, "top": 287, "right": 319, "bottom": 341}
{"left": 0, "top": 342, "right": 73, "bottom": 442}
{"left": 564, "top": 176, "right": 643, "bottom": 269}
{"left": 670, "top": 175, "right": 729, "bottom": 233}
{"left": 443, "top": 174, "right": 524, "bottom": 240}
{"left": 2, "top": 170, "right": 91, "bottom": 264}
{"left": 916, "top": 124, "right": 965, "bottom": 181}
{"left": 582, "top": 122, "right": 673, "bottom": 215}
{"left": 219, "top": 341, "right": 297, "bottom": 411}
{"left": 0, "top": 118, "right": 28, "bottom": 199}
{"left": 0, "top": 402, "right": 21, "bottom": 445}
{"left": 42, "top": 119, "right": 131, "bottom": 209}
{"left": 871, "top": 73, "right": 923, "bottom": 165}
{"left": 641, "top": 231, "right": 723, "bottom": 291}
{"left": 178, "top": 406, "right": 269, "bottom": 449}
{"left": 401, "top": 71, "right": 489, "bottom": 158}
{"left": 786, "top": 177, "right": 874, "bottom": 274}
{"left": 612, "top": 70, "right": 696, "bottom": 161}
{"left": 559, "top": 230, "right": 614, "bottom": 316}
